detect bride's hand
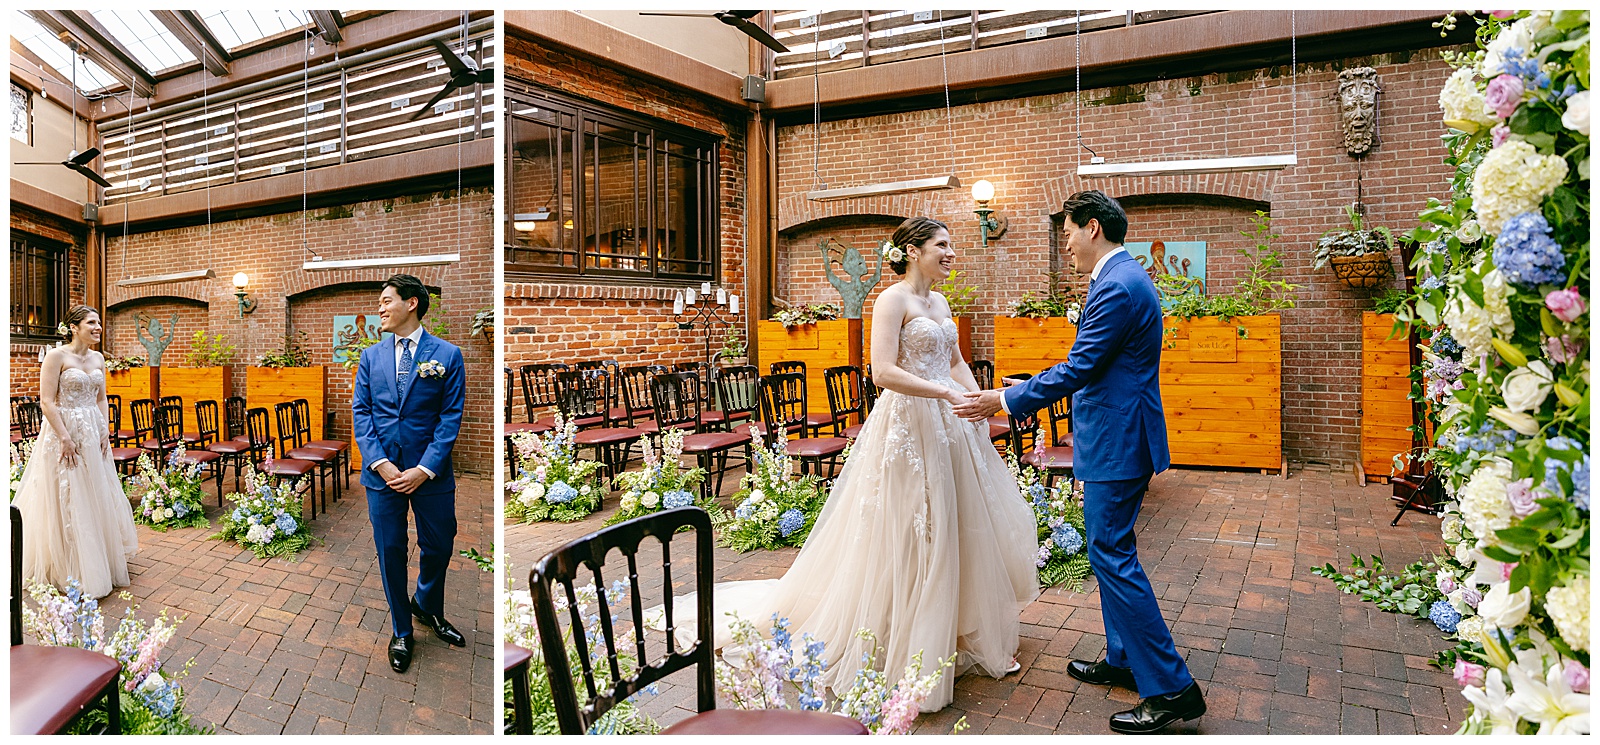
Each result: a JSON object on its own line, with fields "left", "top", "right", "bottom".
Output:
{"left": 59, "top": 439, "right": 80, "bottom": 469}
{"left": 941, "top": 388, "right": 968, "bottom": 406}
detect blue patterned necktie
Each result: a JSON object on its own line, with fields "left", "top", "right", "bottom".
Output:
{"left": 397, "top": 338, "right": 413, "bottom": 402}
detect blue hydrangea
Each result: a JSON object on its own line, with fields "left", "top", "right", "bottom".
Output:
{"left": 172, "top": 501, "right": 189, "bottom": 518}
{"left": 1573, "top": 456, "right": 1590, "bottom": 511}
{"left": 1543, "top": 439, "right": 1589, "bottom": 510}
{"left": 1493, "top": 212, "right": 1566, "bottom": 287}
{"left": 1051, "top": 524, "right": 1085, "bottom": 556}
{"left": 1431, "top": 330, "right": 1462, "bottom": 359}
{"left": 274, "top": 513, "right": 298, "bottom": 534}
{"left": 1428, "top": 600, "right": 1461, "bottom": 634}
{"left": 662, "top": 490, "right": 694, "bottom": 509}
{"left": 734, "top": 502, "right": 754, "bottom": 520}
{"left": 1027, "top": 483, "right": 1048, "bottom": 503}
{"left": 141, "top": 680, "right": 179, "bottom": 719}
{"left": 547, "top": 481, "right": 577, "bottom": 504}
{"left": 1420, "top": 275, "right": 1445, "bottom": 290}
{"left": 777, "top": 509, "right": 806, "bottom": 538}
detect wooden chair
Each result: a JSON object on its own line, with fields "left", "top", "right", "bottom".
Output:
{"left": 104, "top": 395, "right": 120, "bottom": 437}
{"left": 1004, "top": 404, "right": 1042, "bottom": 464}
{"left": 157, "top": 395, "right": 182, "bottom": 414}
{"left": 143, "top": 404, "right": 225, "bottom": 503}
{"left": 617, "top": 365, "right": 663, "bottom": 427}
{"left": 106, "top": 403, "right": 142, "bottom": 475}
{"left": 505, "top": 367, "right": 543, "bottom": 475}
{"left": 718, "top": 366, "right": 763, "bottom": 438}
{"left": 651, "top": 372, "right": 748, "bottom": 501}
{"left": 275, "top": 402, "right": 338, "bottom": 515}
{"left": 115, "top": 399, "right": 154, "bottom": 448}
{"left": 528, "top": 507, "right": 868, "bottom": 736}
{"left": 767, "top": 360, "right": 840, "bottom": 436}
{"left": 292, "top": 398, "right": 350, "bottom": 486}
{"left": 673, "top": 361, "right": 726, "bottom": 432}
{"left": 10, "top": 402, "right": 41, "bottom": 446}
{"left": 823, "top": 366, "right": 868, "bottom": 440}
{"left": 223, "top": 396, "right": 249, "bottom": 444}
{"left": 10, "top": 506, "right": 124, "bottom": 735}
{"left": 575, "top": 360, "right": 622, "bottom": 420}
{"left": 1019, "top": 397, "right": 1075, "bottom": 489}
{"left": 555, "top": 369, "right": 642, "bottom": 480}
{"left": 504, "top": 642, "right": 535, "bottom": 735}
{"left": 182, "top": 400, "right": 219, "bottom": 449}
{"left": 862, "top": 364, "right": 880, "bottom": 414}
{"left": 758, "top": 373, "right": 848, "bottom": 478}
{"left": 204, "top": 402, "right": 254, "bottom": 494}
{"left": 970, "top": 360, "right": 995, "bottom": 390}
{"left": 988, "top": 370, "right": 1032, "bottom": 448}
{"left": 245, "top": 407, "right": 317, "bottom": 519}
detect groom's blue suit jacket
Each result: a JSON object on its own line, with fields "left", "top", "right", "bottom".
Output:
{"left": 352, "top": 330, "right": 465, "bottom": 496}
{"left": 1003, "top": 251, "right": 1171, "bottom": 482}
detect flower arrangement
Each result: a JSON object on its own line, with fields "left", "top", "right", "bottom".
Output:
{"left": 1009, "top": 454, "right": 1093, "bottom": 591}
{"left": 1346, "top": 11, "right": 1590, "bottom": 735}
{"left": 709, "top": 430, "right": 827, "bottom": 552}
{"left": 503, "top": 571, "right": 661, "bottom": 735}
{"left": 774, "top": 302, "right": 842, "bottom": 330}
{"left": 604, "top": 428, "right": 709, "bottom": 526}
{"left": 10, "top": 438, "right": 33, "bottom": 501}
{"left": 210, "top": 465, "right": 313, "bottom": 559}
{"left": 712, "top": 613, "right": 964, "bottom": 735}
{"left": 505, "top": 419, "right": 606, "bottom": 523}
{"left": 21, "top": 578, "right": 208, "bottom": 734}
{"left": 1010, "top": 270, "right": 1083, "bottom": 320}
{"left": 104, "top": 354, "right": 147, "bottom": 372}
{"left": 416, "top": 359, "right": 446, "bottom": 378}
{"left": 130, "top": 450, "right": 209, "bottom": 531}
{"left": 877, "top": 240, "right": 906, "bottom": 265}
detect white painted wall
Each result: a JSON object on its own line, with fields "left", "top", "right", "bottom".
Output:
{"left": 11, "top": 79, "right": 95, "bottom": 203}
{"left": 575, "top": 11, "right": 751, "bottom": 78}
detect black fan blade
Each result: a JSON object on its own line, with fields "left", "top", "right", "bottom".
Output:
{"left": 727, "top": 10, "right": 762, "bottom": 19}
{"left": 475, "top": 67, "right": 494, "bottom": 85}
{"left": 638, "top": 12, "right": 717, "bottom": 17}
{"left": 726, "top": 15, "right": 789, "bottom": 53}
{"left": 67, "top": 147, "right": 102, "bottom": 167}
{"left": 14, "top": 161, "right": 60, "bottom": 165}
{"left": 409, "top": 83, "right": 460, "bottom": 121}
{"left": 67, "top": 162, "right": 114, "bottom": 188}
{"left": 431, "top": 39, "right": 473, "bottom": 79}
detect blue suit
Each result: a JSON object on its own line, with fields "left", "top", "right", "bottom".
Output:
{"left": 1003, "top": 250, "right": 1192, "bottom": 697}
{"left": 352, "top": 330, "right": 465, "bottom": 637}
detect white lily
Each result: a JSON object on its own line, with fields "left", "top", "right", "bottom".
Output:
{"left": 1461, "top": 668, "right": 1522, "bottom": 734}
{"left": 1507, "top": 657, "right": 1591, "bottom": 734}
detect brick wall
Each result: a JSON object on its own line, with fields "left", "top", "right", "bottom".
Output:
{"left": 10, "top": 203, "right": 89, "bottom": 397}
{"left": 503, "top": 40, "right": 750, "bottom": 398}
{"left": 772, "top": 48, "right": 1463, "bottom": 466}
{"left": 102, "top": 187, "right": 495, "bottom": 473}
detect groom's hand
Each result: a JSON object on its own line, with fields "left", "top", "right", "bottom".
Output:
{"left": 373, "top": 460, "right": 403, "bottom": 483}
{"left": 386, "top": 467, "right": 430, "bottom": 494}
{"left": 953, "top": 389, "right": 1005, "bottom": 421}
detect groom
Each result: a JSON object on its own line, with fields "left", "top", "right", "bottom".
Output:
{"left": 955, "top": 190, "right": 1204, "bottom": 733}
{"left": 352, "top": 274, "right": 467, "bottom": 673}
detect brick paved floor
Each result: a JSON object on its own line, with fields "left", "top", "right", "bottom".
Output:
{"left": 506, "top": 465, "right": 1465, "bottom": 735}
{"left": 73, "top": 475, "right": 496, "bottom": 734}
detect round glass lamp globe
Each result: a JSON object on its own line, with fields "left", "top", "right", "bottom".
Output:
{"left": 971, "top": 179, "right": 995, "bottom": 204}
{"left": 232, "top": 272, "right": 250, "bottom": 289}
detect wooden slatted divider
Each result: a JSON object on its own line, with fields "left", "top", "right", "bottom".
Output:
{"left": 757, "top": 320, "right": 854, "bottom": 415}
{"left": 993, "top": 316, "right": 1077, "bottom": 382}
{"left": 106, "top": 367, "right": 158, "bottom": 430}
{"left": 160, "top": 367, "right": 234, "bottom": 436}
{"left": 1361, "top": 312, "right": 1413, "bottom": 482}
{"left": 246, "top": 366, "right": 329, "bottom": 451}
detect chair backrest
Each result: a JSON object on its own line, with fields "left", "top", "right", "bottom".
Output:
{"left": 16, "top": 402, "right": 42, "bottom": 438}
{"left": 244, "top": 407, "right": 274, "bottom": 465}
{"left": 716, "top": 365, "right": 759, "bottom": 422}
{"left": 224, "top": 396, "right": 248, "bottom": 440}
{"left": 105, "top": 394, "right": 120, "bottom": 426}
{"left": 618, "top": 366, "right": 663, "bottom": 424}
{"left": 649, "top": 372, "right": 702, "bottom": 432}
{"left": 970, "top": 360, "right": 995, "bottom": 391}
{"left": 152, "top": 404, "right": 184, "bottom": 447}
{"left": 1006, "top": 406, "right": 1041, "bottom": 459}
{"left": 274, "top": 402, "right": 302, "bottom": 454}
{"left": 521, "top": 363, "right": 566, "bottom": 415}
{"left": 195, "top": 400, "right": 220, "bottom": 439}
{"left": 130, "top": 399, "right": 156, "bottom": 436}
{"left": 1044, "top": 397, "right": 1071, "bottom": 447}
{"left": 503, "top": 367, "right": 517, "bottom": 424}
{"left": 862, "top": 365, "right": 879, "bottom": 412}
{"left": 530, "top": 507, "right": 715, "bottom": 735}
{"left": 758, "top": 372, "right": 807, "bottom": 437}
{"left": 823, "top": 366, "right": 865, "bottom": 424}
{"left": 107, "top": 400, "right": 122, "bottom": 434}
{"left": 555, "top": 369, "right": 612, "bottom": 424}
{"left": 11, "top": 505, "right": 23, "bottom": 645}
{"left": 158, "top": 395, "right": 183, "bottom": 412}
{"left": 576, "top": 360, "right": 621, "bottom": 405}
{"left": 770, "top": 360, "right": 805, "bottom": 378}
{"left": 291, "top": 399, "right": 313, "bottom": 441}
{"left": 673, "top": 361, "right": 715, "bottom": 406}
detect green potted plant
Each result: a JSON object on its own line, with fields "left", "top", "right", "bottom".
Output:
{"left": 1313, "top": 204, "right": 1394, "bottom": 289}
{"left": 167, "top": 331, "right": 237, "bottom": 427}
{"left": 470, "top": 306, "right": 494, "bottom": 340}
{"left": 717, "top": 326, "right": 748, "bottom": 367}
{"left": 935, "top": 269, "right": 980, "bottom": 361}
{"left": 249, "top": 331, "right": 328, "bottom": 442}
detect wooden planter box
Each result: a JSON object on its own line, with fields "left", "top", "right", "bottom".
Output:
{"left": 992, "top": 313, "right": 1285, "bottom": 472}
{"left": 105, "top": 367, "right": 158, "bottom": 426}
{"left": 1361, "top": 312, "right": 1414, "bottom": 482}
{"left": 161, "top": 366, "right": 235, "bottom": 434}
{"left": 757, "top": 319, "right": 860, "bottom": 415}
{"left": 954, "top": 316, "right": 973, "bottom": 363}
{"left": 247, "top": 366, "right": 330, "bottom": 445}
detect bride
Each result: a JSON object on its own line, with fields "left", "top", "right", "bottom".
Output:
{"left": 13, "top": 305, "right": 139, "bottom": 599}
{"left": 668, "top": 217, "right": 1039, "bottom": 712}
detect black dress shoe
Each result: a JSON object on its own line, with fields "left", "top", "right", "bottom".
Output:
{"left": 389, "top": 635, "right": 415, "bottom": 673}
{"left": 411, "top": 597, "right": 467, "bottom": 647}
{"left": 1067, "top": 659, "right": 1137, "bottom": 690}
{"left": 1109, "top": 682, "right": 1206, "bottom": 734}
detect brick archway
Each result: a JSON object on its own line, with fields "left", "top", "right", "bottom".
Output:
{"left": 776, "top": 191, "right": 965, "bottom": 233}
{"left": 278, "top": 265, "right": 451, "bottom": 299}
{"left": 106, "top": 277, "right": 215, "bottom": 309}
{"left": 1039, "top": 169, "right": 1278, "bottom": 215}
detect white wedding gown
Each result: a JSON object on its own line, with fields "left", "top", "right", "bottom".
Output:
{"left": 672, "top": 316, "right": 1039, "bottom": 712}
{"left": 13, "top": 368, "right": 138, "bottom": 599}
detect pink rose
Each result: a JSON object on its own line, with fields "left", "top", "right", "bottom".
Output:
{"left": 1485, "top": 10, "right": 1517, "bottom": 19}
{"left": 1506, "top": 477, "right": 1539, "bottom": 517}
{"left": 1564, "top": 660, "right": 1590, "bottom": 694}
{"left": 1461, "top": 587, "right": 1483, "bottom": 608}
{"left": 1492, "top": 124, "right": 1511, "bottom": 148}
{"left": 1484, "top": 75, "right": 1525, "bottom": 120}
{"left": 1545, "top": 335, "right": 1583, "bottom": 366}
{"left": 1546, "top": 288, "right": 1587, "bottom": 323}
{"left": 1455, "top": 659, "right": 1487, "bottom": 687}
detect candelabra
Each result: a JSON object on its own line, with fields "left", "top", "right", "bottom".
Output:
{"left": 673, "top": 282, "right": 741, "bottom": 368}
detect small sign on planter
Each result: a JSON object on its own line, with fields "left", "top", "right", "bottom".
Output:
{"left": 1190, "top": 327, "right": 1238, "bottom": 362}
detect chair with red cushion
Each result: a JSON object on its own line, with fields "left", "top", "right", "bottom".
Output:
{"left": 529, "top": 507, "right": 868, "bottom": 736}
{"left": 104, "top": 395, "right": 119, "bottom": 435}
{"left": 504, "top": 367, "right": 542, "bottom": 475}
{"left": 1019, "top": 397, "right": 1075, "bottom": 490}
{"left": 183, "top": 400, "right": 219, "bottom": 449}
{"left": 504, "top": 642, "right": 535, "bottom": 735}
{"left": 276, "top": 402, "right": 338, "bottom": 516}
{"left": 768, "top": 360, "right": 838, "bottom": 436}
{"left": 823, "top": 365, "right": 869, "bottom": 440}
{"left": 574, "top": 360, "right": 622, "bottom": 427}
{"left": 106, "top": 403, "right": 143, "bottom": 475}
{"left": 292, "top": 398, "right": 350, "bottom": 488}
{"left": 206, "top": 397, "right": 254, "bottom": 493}
{"left": 971, "top": 360, "right": 1011, "bottom": 445}
{"left": 10, "top": 506, "right": 124, "bottom": 734}
{"left": 11, "top": 402, "right": 41, "bottom": 446}
{"left": 717, "top": 366, "right": 763, "bottom": 474}
{"left": 520, "top": 363, "right": 567, "bottom": 433}
{"left": 143, "top": 404, "right": 225, "bottom": 502}
{"left": 555, "top": 369, "right": 642, "bottom": 482}
{"left": 115, "top": 398, "right": 154, "bottom": 448}
{"left": 651, "top": 372, "right": 748, "bottom": 500}
{"left": 245, "top": 407, "right": 317, "bottom": 518}
{"left": 759, "top": 372, "right": 848, "bottom": 479}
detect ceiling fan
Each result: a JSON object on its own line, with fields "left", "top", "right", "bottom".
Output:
{"left": 410, "top": 39, "right": 493, "bottom": 121}
{"left": 637, "top": 10, "right": 789, "bottom": 53}
{"left": 16, "top": 148, "right": 114, "bottom": 188}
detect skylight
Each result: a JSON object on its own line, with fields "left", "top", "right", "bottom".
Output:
{"left": 89, "top": 10, "right": 197, "bottom": 74}
{"left": 200, "top": 10, "right": 312, "bottom": 51}
{"left": 11, "top": 10, "right": 122, "bottom": 93}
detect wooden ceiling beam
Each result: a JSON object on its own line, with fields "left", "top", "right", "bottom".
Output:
{"left": 151, "top": 10, "right": 231, "bottom": 77}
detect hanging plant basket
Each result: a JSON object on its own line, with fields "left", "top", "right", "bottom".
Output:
{"left": 1330, "top": 252, "right": 1394, "bottom": 289}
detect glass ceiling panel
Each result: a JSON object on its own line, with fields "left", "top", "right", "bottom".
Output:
{"left": 90, "top": 10, "right": 196, "bottom": 74}
{"left": 11, "top": 11, "right": 122, "bottom": 93}
{"left": 200, "top": 10, "right": 311, "bottom": 51}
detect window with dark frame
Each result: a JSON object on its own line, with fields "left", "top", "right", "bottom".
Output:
{"left": 505, "top": 84, "right": 719, "bottom": 283}
{"left": 10, "top": 82, "right": 31, "bottom": 145}
{"left": 10, "top": 234, "right": 70, "bottom": 341}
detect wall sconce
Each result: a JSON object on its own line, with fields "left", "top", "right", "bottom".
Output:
{"left": 232, "top": 272, "right": 258, "bottom": 317}
{"left": 971, "top": 179, "right": 1008, "bottom": 247}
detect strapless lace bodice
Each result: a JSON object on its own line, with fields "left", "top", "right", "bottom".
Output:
{"left": 57, "top": 368, "right": 104, "bottom": 411}
{"left": 36, "top": 368, "right": 108, "bottom": 452}
{"left": 897, "top": 316, "right": 960, "bottom": 382}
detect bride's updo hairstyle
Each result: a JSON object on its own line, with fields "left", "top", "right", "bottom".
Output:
{"left": 886, "top": 216, "right": 949, "bottom": 275}
{"left": 60, "top": 305, "right": 97, "bottom": 341}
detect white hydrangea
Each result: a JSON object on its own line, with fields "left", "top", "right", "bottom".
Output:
{"left": 1442, "top": 515, "right": 1465, "bottom": 545}
{"left": 520, "top": 481, "right": 545, "bottom": 506}
{"left": 1459, "top": 460, "right": 1516, "bottom": 539}
{"left": 1545, "top": 576, "right": 1590, "bottom": 652}
{"left": 1456, "top": 614, "right": 1487, "bottom": 641}
{"left": 1440, "top": 66, "right": 1496, "bottom": 131}
{"left": 1471, "top": 140, "right": 1570, "bottom": 235}
{"left": 1480, "top": 12, "right": 1552, "bottom": 78}
{"left": 245, "top": 524, "right": 274, "bottom": 545}
{"left": 1444, "top": 295, "right": 1494, "bottom": 359}
{"left": 1481, "top": 268, "right": 1515, "bottom": 335}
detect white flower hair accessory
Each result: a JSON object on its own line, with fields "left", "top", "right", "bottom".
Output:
{"left": 416, "top": 359, "right": 447, "bottom": 378}
{"left": 880, "top": 241, "right": 906, "bottom": 264}
{"left": 57, "top": 322, "right": 70, "bottom": 336}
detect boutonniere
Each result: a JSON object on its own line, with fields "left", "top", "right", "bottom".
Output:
{"left": 416, "top": 359, "right": 446, "bottom": 378}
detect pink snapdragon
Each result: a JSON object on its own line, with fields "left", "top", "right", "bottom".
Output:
{"left": 878, "top": 688, "right": 921, "bottom": 735}
{"left": 1454, "top": 659, "right": 1487, "bottom": 687}
{"left": 1506, "top": 477, "right": 1539, "bottom": 517}
{"left": 1491, "top": 124, "right": 1511, "bottom": 148}
{"left": 1546, "top": 288, "right": 1587, "bottom": 323}
{"left": 1484, "top": 75, "right": 1525, "bottom": 120}
{"left": 1485, "top": 10, "right": 1517, "bottom": 19}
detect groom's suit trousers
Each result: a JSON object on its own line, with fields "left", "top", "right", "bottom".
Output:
{"left": 368, "top": 484, "right": 457, "bottom": 637}
{"left": 1083, "top": 476, "right": 1194, "bottom": 698}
